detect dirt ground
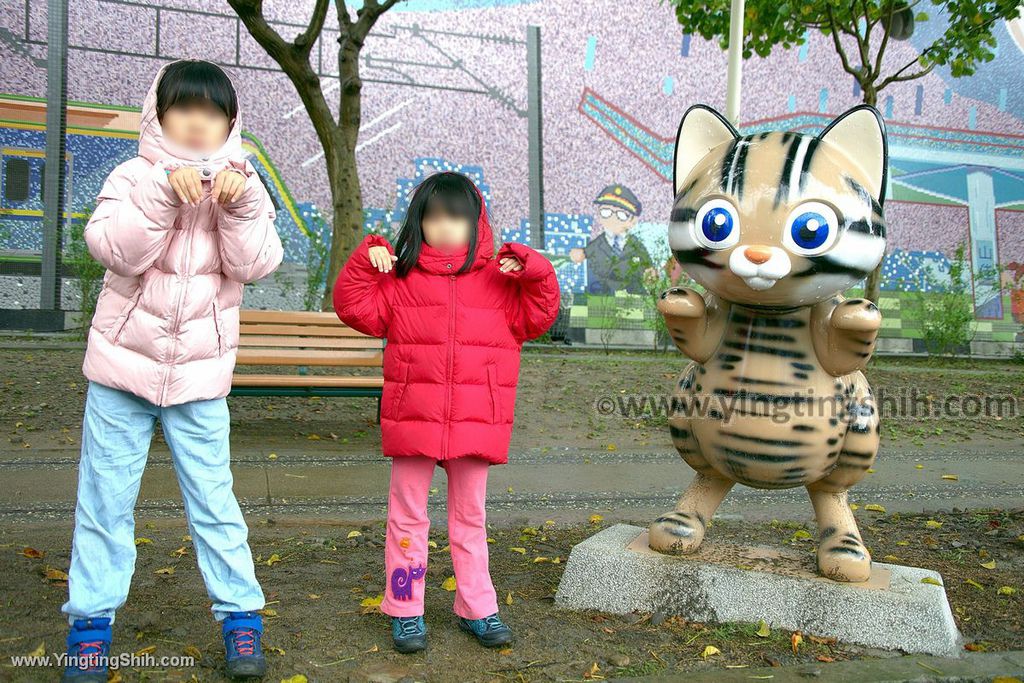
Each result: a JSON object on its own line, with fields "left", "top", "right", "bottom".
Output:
{"left": 0, "top": 509, "right": 1021, "bottom": 682}
{"left": 1, "top": 342, "right": 1023, "bottom": 680}
{"left": 2, "top": 345, "right": 1024, "bottom": 455}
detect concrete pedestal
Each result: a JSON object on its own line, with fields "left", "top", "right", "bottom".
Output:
{"left": 555, "top": 524, "right": 962, "bottom": 657}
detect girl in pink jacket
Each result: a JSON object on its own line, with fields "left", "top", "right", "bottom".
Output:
{"left": 334, "top": 172, "right": 560, "bottom": 653}
{"left": 62, "top": 61, "right": 281, "bottom": 683}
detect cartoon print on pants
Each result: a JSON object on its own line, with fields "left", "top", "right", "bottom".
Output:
{"left": 390, "top": 565, "right": 426, "bottom": 601}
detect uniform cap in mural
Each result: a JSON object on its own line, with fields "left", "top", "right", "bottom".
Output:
{"left": 593, "top": 184, "right": 641, "bottom": 217}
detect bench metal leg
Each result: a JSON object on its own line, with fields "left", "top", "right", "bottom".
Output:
{"left": 376, "top": 396, "right": 382, "bottom": 424}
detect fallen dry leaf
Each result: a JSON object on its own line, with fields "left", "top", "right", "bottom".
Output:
{"left": 359, "top": 594, "right": 383, "bottom": 614}
{"left": 44, "top": 567, "right": 69, "bottom": 582}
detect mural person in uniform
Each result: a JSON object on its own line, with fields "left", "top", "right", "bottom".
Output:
{"left": 570, "top": 184, "right": 656, "bottom": 294}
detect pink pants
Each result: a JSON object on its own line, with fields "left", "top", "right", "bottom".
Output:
{"left": 380, "top": 455, "right": 498, "bottom": 620}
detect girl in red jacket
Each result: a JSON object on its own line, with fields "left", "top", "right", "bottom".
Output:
{"left": 333, "top": 172, "right": 560, "bottom": 653}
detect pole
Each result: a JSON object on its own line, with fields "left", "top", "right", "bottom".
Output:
{"left": 526, "top": 25, "right": 545, "bottom": 251}
{"left": 41, "top": 0, "right": 69, "bottom": 313}
{"left": 725, "top": 0, "right": 745, "bottom": 125}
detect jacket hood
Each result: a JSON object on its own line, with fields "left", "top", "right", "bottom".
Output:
{"left": 416, "top": 185, "right": 495, "bottom": 275}
{"left": 137, "top": 61, "right": 244, "bottom": 166}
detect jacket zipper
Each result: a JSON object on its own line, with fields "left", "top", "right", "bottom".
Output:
{"left": 161, "top": 203, "right": 199, "bottom": 405}
{"left": 441, "top": 274, "right": 456, "bottom": 459}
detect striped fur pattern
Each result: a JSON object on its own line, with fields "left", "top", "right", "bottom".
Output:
{"left": 649, "top": 105, "right": 888, "bottom": 583}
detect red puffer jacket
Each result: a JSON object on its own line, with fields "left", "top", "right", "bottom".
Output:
{"left": 332, "top": 201, "right": 560, "bottom": 464}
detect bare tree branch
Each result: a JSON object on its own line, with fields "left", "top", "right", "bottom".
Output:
{"left": 295, "top": 0, "right": 330, "bottom": 55}
{"left": 878, "top": 61, "right": 935, "bottom": 88}
{"left": 228, "top": 0, "right": 336, "bottom": 154}
{"left": 826, "top": 5, "right": 863, "bottom": 79}
{"left": 871, "top": 0, "right": 898, "bottom": 80}
{"left": 352, "top": 0, "right": 404, "bottom": 42}
{"left": 852, "top": 0, "right": 871, "bottom": 73}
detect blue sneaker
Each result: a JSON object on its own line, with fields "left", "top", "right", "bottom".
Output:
{"left": 391, "top": 616, "right": 427, "bottom": 654}
{"left": 458, "top": 613, "right": 514, "bottom": 648}
{"left": 222, "top": 611, "right": 266, "bottom": 680}
{"left": 62, "top": 617, "right": 111, "bottom": 683}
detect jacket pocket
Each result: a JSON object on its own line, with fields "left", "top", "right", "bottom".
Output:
{"left": 391, "top": 361, "right": 410, "bottom": 418}
{"left": 487, "top": 363, "right": 502, "bottom": 424}
{"left": 111, "top": 292, "right": 142, "bottom": 345}
{"left": 211, "top": 298, "right": 224, "bottom": 357}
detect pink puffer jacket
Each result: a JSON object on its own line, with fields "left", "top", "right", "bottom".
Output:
{"left": 81, "top": 63, "right": 283, "bottom": 406}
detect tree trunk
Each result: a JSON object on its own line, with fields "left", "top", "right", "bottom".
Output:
{"left": 227, "top": 0, "right": 398, "bottom": 312}
{"left": 860, "top": 84, "right": 883, "bottom": 304}
{"left": 321, "top": 31, "right": 366, "bottom": 311}
{"left": 325, "top": 145, "right": 364, "bottom": 311}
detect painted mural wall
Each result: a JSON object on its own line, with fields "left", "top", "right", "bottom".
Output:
{"left": 1, "top": 0, "right": 1023, "bottom": 346}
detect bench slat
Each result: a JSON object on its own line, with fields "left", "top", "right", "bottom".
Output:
{"left": 239, "top": 323, "right": 371, "bottom": 338}
{"left": 236, "top": 349, "right": 382, "bottom": 367}
{"left": 240, "top": 310, "right": 341, "bottom": 325}
{"left": 231, "top": 373, "right": 384, "bottom": 388}
{"left": 238, "top": 335, "right": 383, "bottom": 350}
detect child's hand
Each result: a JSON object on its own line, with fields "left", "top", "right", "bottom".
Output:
{"left": 212, "top": 169, "right": 246, "bottom": 205}
{"left": 368, "top": 245, "right": 397, "bottom": 273}
{"left": 498, "top": 256, "right": 523, "bottom": 273}
{"left": 168, "top": 166, "right": 203, "bottom": 206}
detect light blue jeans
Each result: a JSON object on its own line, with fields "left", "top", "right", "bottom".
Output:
{"left": 62, "top": 381, "right": 264, "bottom": 624}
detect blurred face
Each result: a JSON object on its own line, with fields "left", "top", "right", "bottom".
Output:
{"left": 160, "top": 101, "right": 231, "bottom": 153}
{"left": 421, "top": 210, "right": 472, "bottom": 250}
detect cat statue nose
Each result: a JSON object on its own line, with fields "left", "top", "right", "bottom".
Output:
{"left": 744, "top": 246, "right": 773, "bottom": 265}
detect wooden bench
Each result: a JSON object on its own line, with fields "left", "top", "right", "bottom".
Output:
{"left": 230, "top": 310, "right": 384, "bottom": 417}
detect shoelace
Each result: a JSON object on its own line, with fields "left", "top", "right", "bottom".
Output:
{"left": 396, "top": 617, "right": 423, "bottom": 637}
{"left": 228, "top": 628, "right": 256, "bottom": 656}
{"left": 481, "top": 615, "right": 504, "bottom": 632}
{"left": 73, "top": 640, "right": 105, "bottom": 672}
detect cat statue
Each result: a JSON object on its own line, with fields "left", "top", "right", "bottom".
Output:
{"left": 649, "top": 104, "right": 888, "bottom": 583}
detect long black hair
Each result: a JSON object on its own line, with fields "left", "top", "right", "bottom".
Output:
{"left": 156, "top": 60, "right": 238, "bottom": 127}
{"left": 393, "top": 172, "right": 481, "bottom": 277}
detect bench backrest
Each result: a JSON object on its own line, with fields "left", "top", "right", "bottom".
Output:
{"left": 237, "top": 310, "right": 383, "bottom": 368}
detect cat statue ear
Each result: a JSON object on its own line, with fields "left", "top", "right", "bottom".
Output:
{"left": 673, "top": 104, "right": 739, "bottom": 196}
{"left": 818, "top": 105, "right": 889, "bottom": 204}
